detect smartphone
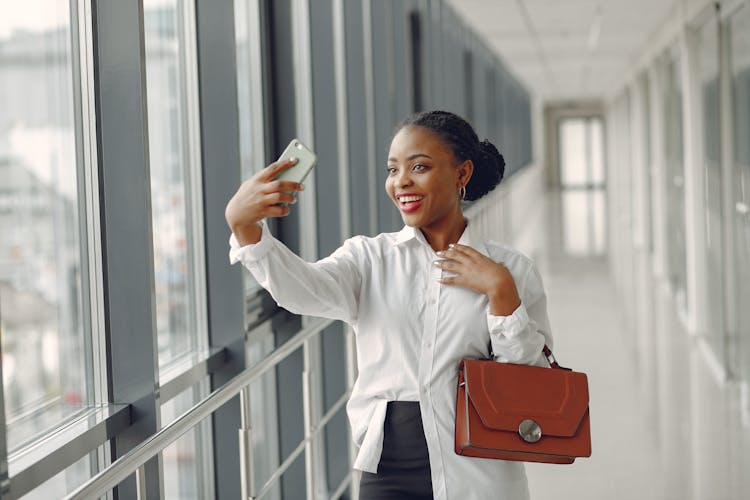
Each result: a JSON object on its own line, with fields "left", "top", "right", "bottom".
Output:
{"left": 275, "top": 138, "right": 317, "bottom": 184}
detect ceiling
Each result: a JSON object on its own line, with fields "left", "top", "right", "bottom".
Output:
{"left": 445, "top": 0, "right": 677, "bottom": 103}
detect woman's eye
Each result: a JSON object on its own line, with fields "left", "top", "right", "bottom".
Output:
{"left": 386, "top": 166, "right": 397, "bottom": 175}
{"left": 412, "top": 164, "right": 428, "bottom": 172}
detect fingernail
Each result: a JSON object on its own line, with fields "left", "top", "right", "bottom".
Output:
{"left": 436, "top": 251, "right": 445, "bottom": 257}
{"left": 299, "top": 183, "right": 305, "bottom": 191}
{"left": 448, "top": 243, "right": 456, "bottom": 248}
{"left": 432, "top": 260, "right": 441, "bottom": 266}
{"left": 290, "top": 197, "right": 297, "bottom": 204}
{"left": 289, "top": 156, "right": 298, "bottom": 163}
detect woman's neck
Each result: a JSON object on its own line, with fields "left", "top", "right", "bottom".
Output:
{"left": 420, "top": 212, "right": 467, "bottom": 252}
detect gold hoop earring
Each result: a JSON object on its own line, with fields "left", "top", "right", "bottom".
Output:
{"left": 460, "top": 185, "right": 467, "bottom": 201}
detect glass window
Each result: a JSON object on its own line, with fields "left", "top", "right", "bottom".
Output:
{"left": 561, "top": 189, "right": 607, "bottom": 257}
{"left": 0, "top": 0, "right": 94, "bottom": 451}
{"left": 558, "top": 116, "right": 607, "bottom": 257}
{"left": 661, "top": 51, "right": 688, "bottom": 311}
{"left": 161, "top": 382, "right": 212, "bottom": 500}
{"left": 23, "top": 450, "right": 100, "bottom": 498}
{"left": 559, "top": 117, "right": 605, "bottom": 188}
{"left": 730, "top": 5, "right": 750, "bottom": 389}
{"left": 143, "top": 0, "right": 206, "bottom": 368}
{"left": 700, "top": 15, "right": 724, "bottom": 357}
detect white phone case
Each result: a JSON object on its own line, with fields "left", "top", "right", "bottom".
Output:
{"left": 275, "top": 138, "right": 317, "bottom": 184}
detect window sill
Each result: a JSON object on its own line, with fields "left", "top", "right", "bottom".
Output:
{"left": 7, "top": 403, "right": 130, "bottom": 499}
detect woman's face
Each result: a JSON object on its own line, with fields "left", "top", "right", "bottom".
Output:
{"left": 385, "top": 126, "right": 472, "bottom": 229}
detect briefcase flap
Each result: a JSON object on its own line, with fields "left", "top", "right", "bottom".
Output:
{"left": 462, "top": 360, "right": 589, "bottom": 438}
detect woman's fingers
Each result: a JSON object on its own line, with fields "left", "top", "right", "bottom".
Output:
{"left": 264, "top": 203, "right": 292, "bottom": 218}
{"left": 433, "top": 257, "right": 458, "bottom": 271}
{"left": 435, "top": 244, "right": 514, "bottom": 297}
{"left": 263, "top": 191, "right": 297, "bottom": 205}
{"left": 436, "top": 246, "right": 472, "bottom": 264}
{"left": 437, "top": 275, "right": 466, "bottom": 286}
{"left": 259, "top": 157, "right": 298, "bottom": 182}
{"left": 448, "top": 243, "right": 485, "bottom": 260}
{"left": 263, "top": 179, "right": 305, "bottom": 195}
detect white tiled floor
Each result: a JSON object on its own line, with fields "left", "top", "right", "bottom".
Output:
{"left": 524, "top": 189, "right": 750, "bottom": 500}
{"left": 525, "top": 254, "right": 662, "bottom": 500}
{"left": 525, "top": 191, "right": 664, "bottom": 499}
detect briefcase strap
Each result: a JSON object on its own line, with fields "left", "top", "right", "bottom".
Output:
{"left": 543, "top": 345, "right": 572, "bottom": 371}
{"left": 487, "top": 343, "right": 573, "bottom": 371}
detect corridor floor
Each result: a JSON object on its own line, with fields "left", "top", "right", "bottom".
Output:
{"left": 525, "top": 192, "right": 663, "bottom": 500}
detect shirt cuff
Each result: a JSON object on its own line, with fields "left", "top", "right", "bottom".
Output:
{"left": 486, "top": 302, "right": 530, "bottom": 338}
{"left": 228, "top": 219, "right": 274, "bottom": 265}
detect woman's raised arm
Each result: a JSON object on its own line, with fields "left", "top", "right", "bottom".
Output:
{"left": 225, "top": 158, "right": 305, "bottom": 245}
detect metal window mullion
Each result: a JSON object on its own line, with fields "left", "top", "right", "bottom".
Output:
{"left": 246, "top": 0, "right": 269, "bottom": 176}
{"left": 193, "top": 0, "right": 248, "bottom": 494}
{"left": 292, "top": 0, "right": 317, "bottom": 263}
{"left": 362, "top": 0, "right": 378, "bottom": 236}
{"left": 333, "top": 6, "right": 358, "bottom": 495}
{"left": 679, "top": 26, "right": 709, "bottom": 337}
{"left": 648, "top": 62, "right": 669, "bottom": 281}
{"left": 333, "top": 0, "right": 351, "bottom": 242}
{"left": 180, "top": 0, "right": 210, "bottom": 355}
{"left": 238, "top": 385, "right": 256, "bottom": 500}
{"left": 718, "top": 12, "right": 738, "bottom": 377}
{"left": 302, "top": 339, "right": 316, "bottom": 500}
{"left": 291, "top": 1, "right": 328, "bottom": 497}
{"left": 92, "top": 0, "right": 163, "bottom": 497}
{"left": 74, "top": 0, "right": 113, "bottom": 488}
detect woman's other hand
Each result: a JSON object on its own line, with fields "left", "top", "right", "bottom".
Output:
{"left": 225, "top": 158, "right": 305, "bottom": 246}
{"left": 434, "top": 244, "right": 521, "bottom": 316}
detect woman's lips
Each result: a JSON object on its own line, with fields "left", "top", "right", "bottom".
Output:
{"left": 398, "top": 196, "right": 424, "bottom": 214}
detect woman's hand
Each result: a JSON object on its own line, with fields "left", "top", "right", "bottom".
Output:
{"left": 225, "top": 158, "right": 305, "bottom": 246}
{"left": 434, "top": 244, "right": 521, "bottom": 316}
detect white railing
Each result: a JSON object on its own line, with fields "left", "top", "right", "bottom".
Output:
{"left": 65, "top": 316, "right": 352, "bottom": 500}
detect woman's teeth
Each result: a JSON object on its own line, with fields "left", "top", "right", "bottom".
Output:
{"left": 399, "top": 195, "right": 423, "bottom": 203}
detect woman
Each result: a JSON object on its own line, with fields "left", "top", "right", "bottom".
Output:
{"left": 225, "top": 111, "right": 553, "bottom": 500}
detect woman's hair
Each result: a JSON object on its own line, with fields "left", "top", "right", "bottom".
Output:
{"left": 396, "top": 110, "right": 505, "bottom": 201}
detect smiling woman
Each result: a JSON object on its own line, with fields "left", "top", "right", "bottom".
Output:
{"left": 386, "top": 111, "right": 506, "bottom": 250}
{"left": 226, "top": 110, "right": 553, "bottom": 500}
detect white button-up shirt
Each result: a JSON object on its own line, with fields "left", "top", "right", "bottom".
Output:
{"left": 229, "top": 220, "right": 553, "bottom": 500}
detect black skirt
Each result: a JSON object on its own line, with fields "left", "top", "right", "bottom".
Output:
{"left": 359, "top": 401, "right": 433, "bottom": 500}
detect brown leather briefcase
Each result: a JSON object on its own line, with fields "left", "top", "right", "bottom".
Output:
{"left": 455, "top": 347, "right": 591, "bottom": 464}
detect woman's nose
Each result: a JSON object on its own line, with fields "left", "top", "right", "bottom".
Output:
{"left": 395, "top": 169, "right": 412, "bottom": 187}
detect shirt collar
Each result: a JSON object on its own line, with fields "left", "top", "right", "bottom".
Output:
{"left": 392, "top": 220, "right": 489, "bottom": 256}
{"left": 393, "top": 225, "right": 420, "bottom": 246}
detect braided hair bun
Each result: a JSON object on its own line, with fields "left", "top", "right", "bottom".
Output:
{"left": 397, "top": 110, "right": 505, "bottom": 201}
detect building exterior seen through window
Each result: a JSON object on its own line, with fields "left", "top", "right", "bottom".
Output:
{"left": 0, "top": 0, "right": 93, "bottom": 453}
{"left": 558, "top": 117, "right": 607, "bottom": 256}
{"left": 143, "top": 0, "right": 205, "bottom": 368}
